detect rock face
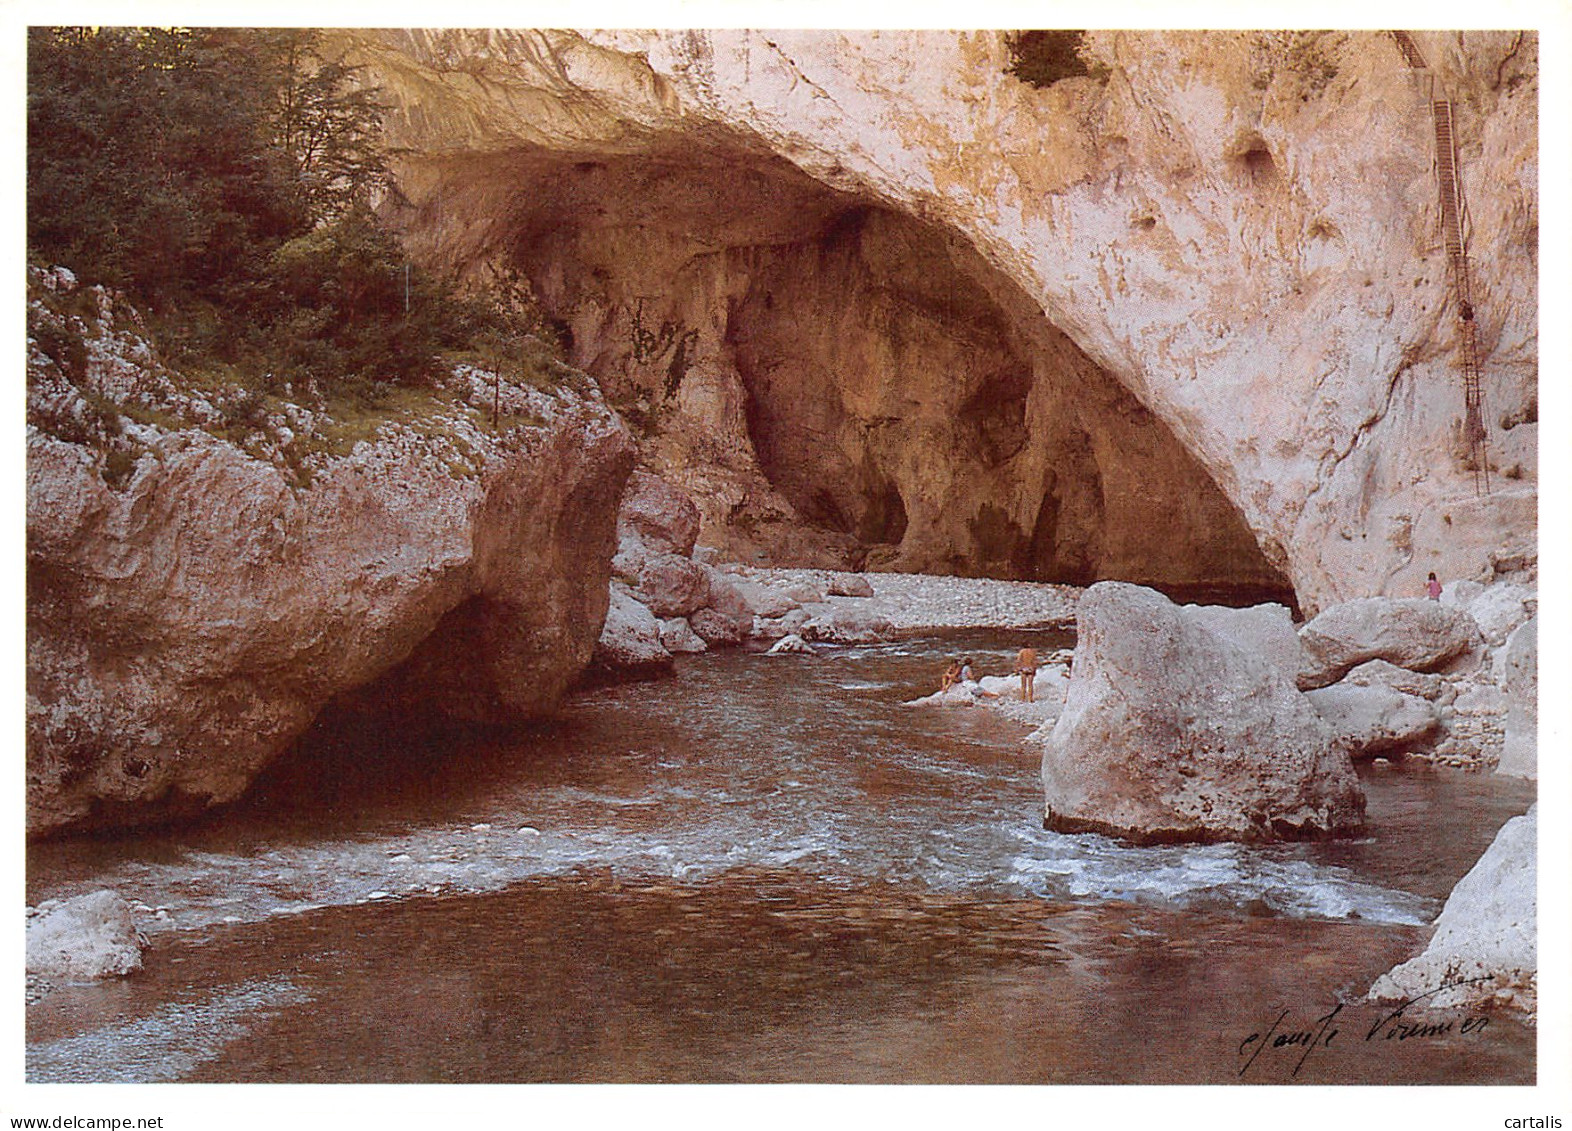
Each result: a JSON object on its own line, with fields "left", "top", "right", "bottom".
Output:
{"left": 1369, "top": 806, "right": 1536, "bottom": 1015}
{"left": 27, "top": 278, "right": 635, "bottom": 835}
{"left": 26, "top": 891, "right": 144, "bottom": 980}
{"left": 334, "top": 28, "right": 1536, "bottom": 612}
{"left": 1039, "top": 583, "right": 1365, "bottom": 844}
{"left": 1495, "top": 617, "right": 1537, "bottom": 778}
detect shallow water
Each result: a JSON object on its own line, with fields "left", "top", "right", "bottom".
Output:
{"left": 27, "top": 633, "right": 1536, "bottom": 1083}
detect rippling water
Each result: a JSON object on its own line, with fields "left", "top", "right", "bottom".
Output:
{"left": 27, "top": 632, "right": 1536, "bottom": 1083}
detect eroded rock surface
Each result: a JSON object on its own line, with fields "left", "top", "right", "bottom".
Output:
{"left": 1369, "top": 805, "right": 1537, "bottom": 1016}
{"left": 336, "top": 28, "right": 1536, "bottom": 612}
{"left": 1039, "top": 583, "right": 1365, "bottom": 844}
{"left": 27, "top": 279, "right": 634, "bottom": 835}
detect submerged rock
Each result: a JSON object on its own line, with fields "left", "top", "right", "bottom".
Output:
{"left": 26, "top": 891, "right": 144, "bottom": 981}
{"left": 766, "top": 633, "right": 816, "bottom": 656}
{"left": 1369, "top": 806, "right": 1537, "bottom": 1016}
{"left": 1039, "top": 583, "right": 1364, "bottom": 845}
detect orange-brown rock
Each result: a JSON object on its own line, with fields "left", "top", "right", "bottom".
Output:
{"left": 332, "top": 28, "right": 1535, "bottom": 613}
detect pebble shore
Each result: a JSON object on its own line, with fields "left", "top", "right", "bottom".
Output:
{"left": 724, "top": 566, "right": 1082, "bottom": 633}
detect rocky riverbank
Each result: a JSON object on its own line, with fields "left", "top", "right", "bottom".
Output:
{"left": 26, "top": 267, "right": 635, "bottom": 836}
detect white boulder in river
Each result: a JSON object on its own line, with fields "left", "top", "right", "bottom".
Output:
{"left": 1040, "top": 582, "right": 1365, "bottom": 844}
{"left": 27, "top": 890, "right": 144, "bottom": 980}
{"left": 1369, "top": 805, "right": 1536, "bottom": 1015}
{"left": 1296, "top": 597, "right": 1482, "bottom": 689}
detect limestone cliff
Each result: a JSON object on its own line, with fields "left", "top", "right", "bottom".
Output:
{"left": 335, "top": 28, "right": 1536, "bottom": 612}
{"left": 26, "top": 270, "right": 634, "bottom": 835}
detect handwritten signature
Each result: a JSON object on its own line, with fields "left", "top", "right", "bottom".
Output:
{"left": 1237, "top": 976, "right": 1494, "bottom": 1078}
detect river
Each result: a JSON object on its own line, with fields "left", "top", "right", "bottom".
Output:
{"left": 26, "top": 630, "right": 1535, "bottom": 1084}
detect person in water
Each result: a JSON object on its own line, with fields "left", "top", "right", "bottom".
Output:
{"left": 1425, "top": 571, "right": 1442, "bottom": 601}
{"left": 1016, "top": 645, "right": 1038, "bottom": 703}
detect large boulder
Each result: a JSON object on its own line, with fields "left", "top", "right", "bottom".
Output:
{"left": 1297, "top": 598, "right": 1482, "bottom": 690}
{"left": 657, "top": 617, "right": 708, "bottom": 655}
{"left": 688, "top": 568, "right": 753, "bottom": 645}
{"left": 1443, "top": 580, "right": 1536, "bottom": 647}
{"left": 27, "top": 891, "right": 144, "bottom": 980}
{"left": 592, "top": 583, "right": 672, "bottom": 670}
{"left": 826, "top": 573, "right": 876, "bottom": 598}
{"left": 1303, "top": 683, "right": 1440, "bottom": 760}
{"left": 800, "top": 600, "right": 895, "bottom": 643}
{"left": 617, "top": 470, "right": 701, "bottom": 557}
{"left": 634, "top": 552, "right": 712, "bottom": 618}
{"left": 1182, "top": 602, "right": 1304, "bottom": 684}
{"left": 1496, "top": 617, "right": 1537, "bottom": 778}
{"left": 729, "top": 577, "right": 801, "bottom": 619}
{"left": 27, "top": 378, "right": 633, "bottom": 835}
{"left": 1040, "top": 583, "right": 1364, "bottom": 844}
{"left": 1369, "top": 806, "right": 1537, "bottom": 1015}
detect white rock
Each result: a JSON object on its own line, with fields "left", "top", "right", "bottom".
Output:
{"left": 658, "top": 617, "right": 709, "bottom": 654}
{"left": 800, "top": 601, "right": 894, "bottom": 643}
{"left": 1181, "top": 602, "right": 1303, "bottom": 684}
{"left": 730, "top": 578, "right": 801, "bottom": 619}
{"left": 1041, "top": 583, "right": 1363, "bottom": 844}
{"left": 826, "top": 574, "right": 875, "bottom": 598}
{"left": 1303, "top": 682, "right": 1440, "bottom": 760}
{"left": 26, "top": 891, "right": 144, "bottom": 980}
{"left": 593, "top": 583, "right": 673, "bottom": 670}
{"left": 1496, "top": 617, "right": 1537, "bottom": 779}
{"left": 1459, "top": 582, "right": 1536, "bottom": 648}
{"left": 1369, "top": 806, "right": 1537, "bottom": 1015}
{"left": 1298, "top": 598, "right": 1483, "bottom": 689}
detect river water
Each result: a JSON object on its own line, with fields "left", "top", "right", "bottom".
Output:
{"left": 26, "top": 631, "right": 1535, "bottom": 1084}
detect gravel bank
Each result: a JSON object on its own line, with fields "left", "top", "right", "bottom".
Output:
{"left": 722, "top": 567, "right": 1081, "bottom": 634}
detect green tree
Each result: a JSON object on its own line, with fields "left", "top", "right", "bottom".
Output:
{"left": 28, "top": 27, "right": 298, "bottom": 305}
{"left": 266, "top": 30, "right": 392, "bottom": 221}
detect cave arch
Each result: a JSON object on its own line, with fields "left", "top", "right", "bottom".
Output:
{"left": 399, "top": 140, "right": 1292, "bottom": 601}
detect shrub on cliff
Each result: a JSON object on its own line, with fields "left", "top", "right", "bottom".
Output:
{"left": 27, "top": 27, "right": 554, "bottom": 407}
{"left": 1004, "top": 31, "right": 1109, "bottom": 88}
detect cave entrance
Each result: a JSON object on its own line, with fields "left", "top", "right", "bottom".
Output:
{"left": 405, "top": 141, "right": 1293, "bottom": 603}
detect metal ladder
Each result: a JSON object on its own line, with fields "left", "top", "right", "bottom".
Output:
{"left": 1390, "top": 30, "right": 1491, "bottom": 495}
